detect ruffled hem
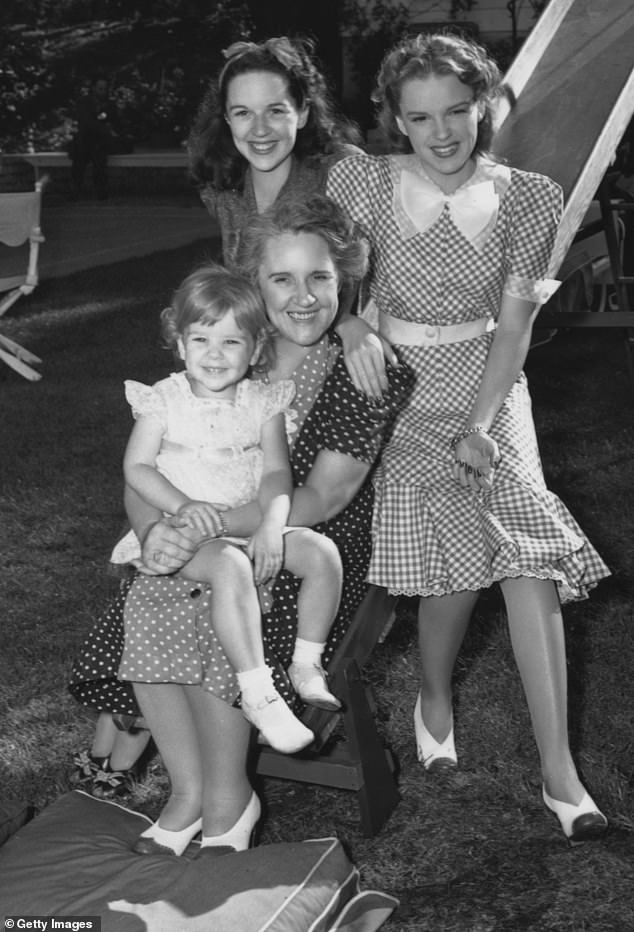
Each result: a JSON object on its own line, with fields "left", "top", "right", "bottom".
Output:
{"left": 377, "top": 568, "right": 600, "bottom": 604}
{"left": 368, "top": 478, "right": 610, "bottom": 605}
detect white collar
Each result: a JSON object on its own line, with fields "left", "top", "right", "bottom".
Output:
{"left": 392, "top": 156, "right": 511, "bottom": 249}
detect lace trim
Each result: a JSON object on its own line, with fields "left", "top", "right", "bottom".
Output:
{"left": 504, "top": 274, "right": 560, "bottom": 305}
{"left": 384, "top": 568, "right": 591, "bottom": 604}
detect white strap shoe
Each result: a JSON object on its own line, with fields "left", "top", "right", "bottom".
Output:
{"left": 289, "top": 662, "right": 342, "bottom": 711}
{"left": 242, "top": 689, "right": 314, "bottom": 754}
{"left": 414, "top": 693, "right": 457, "bottom": 772}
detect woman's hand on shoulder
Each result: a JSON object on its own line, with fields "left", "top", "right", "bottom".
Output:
{"left": 336, "top": 313, "right": 398, "bottom": 399}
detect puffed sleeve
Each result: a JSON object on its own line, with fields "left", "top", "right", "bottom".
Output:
{"left": 503, "top": 172, "right": 563, "bottom": 304}
{"left": 318, "top": 353, "right": 414, "bottom": 464}
{"left": 258, "top": 379, "right": 298, "bottom": 442}
{"left": 123, "top": 380, "right": 168, "bottom": 430}
{"left": 327, "top": 154, "right": 376, "bottom": 236}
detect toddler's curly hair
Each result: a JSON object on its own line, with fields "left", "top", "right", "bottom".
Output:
{"left": 160, "top": 262, "right": 275, "bottom": 372}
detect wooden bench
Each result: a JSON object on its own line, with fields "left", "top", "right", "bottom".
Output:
{"left": 256, "top": 585, "right": 401, "bottom": 837}
{"left": 14, "top": 149, "right": 188, "bottom": 183}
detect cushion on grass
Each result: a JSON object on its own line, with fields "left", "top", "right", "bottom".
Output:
{"left": 0, "top": 799, "right": 34, "bottom": 847}
{"left": 0, "top": 791, "right": 397, "bottom": 932}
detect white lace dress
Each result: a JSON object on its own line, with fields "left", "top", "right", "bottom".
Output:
{"left": 110, "top": 371, "right": 296, "bottom": 564}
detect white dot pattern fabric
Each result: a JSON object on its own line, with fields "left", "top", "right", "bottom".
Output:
{"left": 69, "top": 337, "right": 412, "bottom": 712}
{"left": 327, "top": 154, "right": 610, "bottom": 600}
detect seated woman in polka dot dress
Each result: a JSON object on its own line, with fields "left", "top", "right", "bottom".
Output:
{"left": 113, "top": 262, "right": 347, "bottom": 759}
{"left": 70, "top": 195, "right": 412, "bottom": 856}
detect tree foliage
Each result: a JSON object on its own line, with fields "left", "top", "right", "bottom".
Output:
{"left": 340, "top": 0, "right": 411, "bottom": 130}
{"left": 0, "top": 1, "right": 255, "bottom": 151}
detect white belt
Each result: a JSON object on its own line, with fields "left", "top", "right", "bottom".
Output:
{"left": 379, "top": 311, "right": 496, "bottom": 347}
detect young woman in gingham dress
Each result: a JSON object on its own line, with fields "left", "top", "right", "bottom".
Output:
{"left": 327, "top": 32, "right": 609, "bottom": 844}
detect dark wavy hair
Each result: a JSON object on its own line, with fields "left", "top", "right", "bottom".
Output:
{"left": 160, "top": 262, "right": 275, "bottom": 371}
{"left": 373, "top": 32, "right": 502, "bottom": 156}
{"left": 239, "top": 194, "right": 369, "bottom": 290}
{"left": 188, "top": 36, "right": 361, "bottom": 191}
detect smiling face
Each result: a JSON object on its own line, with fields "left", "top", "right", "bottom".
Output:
{"left": 177, "top": 309, "right": 258, "bottom": 399}
{"left": 396, "top": 72, "right": 483, "bottom": 193}
{"left": 225, "top": 70, "right": 309, "bottom": 186}
{"left": 257, "top": 231, "right": 340, "bottom": 350}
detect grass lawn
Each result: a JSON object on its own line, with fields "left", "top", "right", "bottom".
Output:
{"left": 1, "top": 242, "right": 633, "bottom": 931}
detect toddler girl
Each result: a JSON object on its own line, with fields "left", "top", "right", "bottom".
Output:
{"left": 112, "top": 263, "right": 343, "bottom": 756}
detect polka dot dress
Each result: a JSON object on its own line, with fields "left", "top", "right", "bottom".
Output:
{"left": 68, "top": 335, "right": 412, "bottom": 712}
{"left": 327, "top": 154, "right": 610, "bottom": 600}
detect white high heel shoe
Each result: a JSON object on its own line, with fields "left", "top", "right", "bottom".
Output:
{"left": 199, "top": 791, "right": 262, "bottom": 852}
{"left": 133, "top": 816, "right": 202, "bottom": 856}
{"left": 414, "top": 693, "right": 457, "bottom": 772}
{"left": 542, "top": 785, "right": 607, "bottom": 845}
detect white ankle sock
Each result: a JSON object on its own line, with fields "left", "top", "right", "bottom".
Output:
{"left": 291, "top": 639, "right": 326, "bottom": 667}
{"left": 237, "top": 665, "right": 275, "bottom": 703}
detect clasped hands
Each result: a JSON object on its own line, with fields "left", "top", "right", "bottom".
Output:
{"left": 138, "top": 501, "right": 283, "bottom": 585}
{"left": 137, "top": 503, "right": 223, "bottom": 576}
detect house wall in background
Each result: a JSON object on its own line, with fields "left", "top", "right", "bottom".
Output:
{"left": 340, "top": 0, "right": 543, "bottom": 132}
{"left": 407, "top": 0, "right": 538, "bottom": 42}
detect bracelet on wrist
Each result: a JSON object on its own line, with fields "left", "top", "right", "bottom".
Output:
{"left": 450, "top": 424, "right": 490, "bottom": 451}
{"left": 218, "top": 513, "right": 229, "bottom": 537}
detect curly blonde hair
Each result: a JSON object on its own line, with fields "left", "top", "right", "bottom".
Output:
{"left": 160, "top": 262, "right": 275, "bottom": 372}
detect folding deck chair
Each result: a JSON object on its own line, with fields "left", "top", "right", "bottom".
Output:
{"left": 0, "top": 177, "right": 47, "bottom": 381}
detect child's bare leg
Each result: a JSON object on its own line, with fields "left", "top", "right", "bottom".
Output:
{"left": 284, "top": 529, "right": 343, "bottom": 643}
{"left": 183, "top": 540, "right": 313, "bottom": 754}
{"left": 284, "top": 528, "right": 343, "bottom": 710}
{"left": 181, "top": 540, "right": 265, "bottom": 673}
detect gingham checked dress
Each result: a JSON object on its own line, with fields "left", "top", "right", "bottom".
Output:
{"left": 327, "top": 154, "right": 609, "bottom": 601}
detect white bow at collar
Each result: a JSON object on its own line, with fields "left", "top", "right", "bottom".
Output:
{"left": 398, "top": 169, "right": 499, "bottom": 247}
